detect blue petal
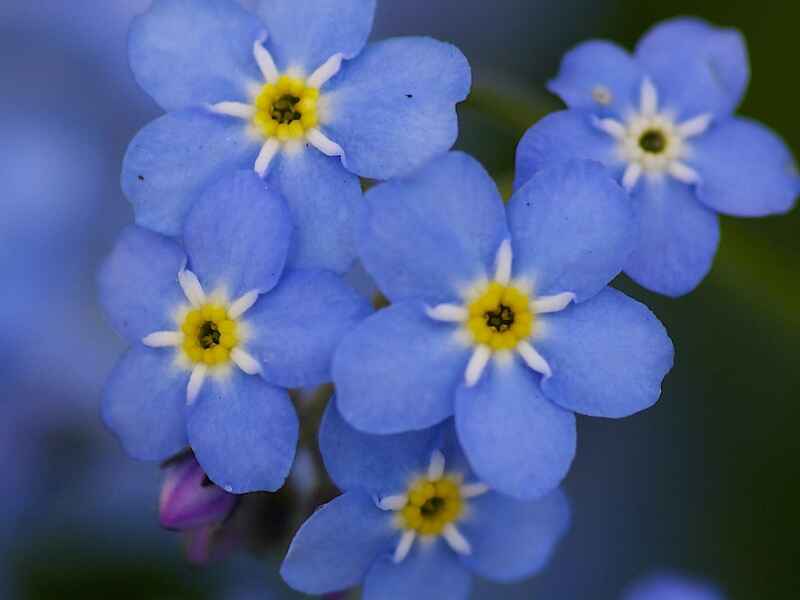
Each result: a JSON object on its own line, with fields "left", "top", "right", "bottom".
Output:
{"left": 624, "top": 178, "right": 720, "bottom": 297}
{"left": 460, "top": 489, "right": 570, "bottom": 583}
{"left": 359, "top": 152, "right": 508, "bottom": 304}
{"left": 129, "top": 0, "right": 264, "bottom": 111}
{"left": 623, "top": 573, "right": 725, "bottom": 600}
{"left": 122, "top": 109, "right": 260, "bottom": 237}
{"left": 507, "top": 160, "right": 635, "bottom": 302}
{"left": 187, "top": 372, "right": 298, "bottom": 493}
{"left": 548, "top": 40, "right": 643, "bottom": 117}
{"left": 324, "top": 38, "right": 471, "bottom": 179}
{"left": 102, "top": 346, "right": 188, "bottom": 461}
{"left": 184, "top": 171, "right": 292, "bottom": 298}
{"left": 97, "top": 226, "right": 186, "bottom": 343}
{"left": 363, "top": 539, "right": 472, "bottom": 600}
{"left": 537, "top": 287, "right": 673, "bottom": 418}
{"left": 319, "top": 398, "right": 438, "bottom": 496}
{"left": 514, "top": 110, "right": 619, "bottom": 190}
{"left": 254, "top": 0, "right": 375, "bottom": 72}
{"left": 334, "top": 302, "right": 470, "bottom": 434}
{"left": 691, "top": 117, "right": 799, "bottom": 217}
{"left": 635, "top": 17, "right": 749, "bottom": 118}
{"left": 455, "top": 357, "right": 576, "bottom": 500}
{"left": 245, "top": 269, "right": 372, "bottom": 388}
{"left": 281, "top": 491, "right": 395, "bottom": 595}
{"left": 266, "top": 148, "right": 363, "bottom": 273}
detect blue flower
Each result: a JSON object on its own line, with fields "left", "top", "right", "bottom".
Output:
{"left": 280, "top": 401, "right": 570, "bottom": 599}
{"left": 122, "top": 0, "right": 471, "bottom": 273}
{"left": 516, "top": 17, "right": 799, "bottom": 296}
{"left": 333, "top": 152, "right": 674, "bottom": 499}
{"left": 99, "top": 171, "right": 372, "bottom": 493}
{"left": 622, "top": 573, "right": 725, "bottom": 600}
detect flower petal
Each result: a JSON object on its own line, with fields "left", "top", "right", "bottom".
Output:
{"left": 334, "top": 302, "right": 470, "bottom": 434}
{"left": 187, "top": 372, "right": 298, "bottom": 493}
{"left": 548, "top": 40, "right": 643, "bottom": 117}
{"left": 635, "top": 17, "right": 749, "bottom": 118}
{"left": 507, "top": 160, "right": 635, "bottom": 302}
{"left": 129, "top": 0, "right": 264, "bottom": 111}
{"left": 363, "top": 539, "right": 472, "bottom": 600}
{"left": 623, "top": 573, "right": 725, "bottom": 600}
{"left": 102, "top": 346, "right": 188, "bottom": 461}
{"left": 514, "top": 110, "right": 619, "bottom": 190}
{"left": 460, "top": 489, "right": 570, "bottom": 583}
{"left": 183, "top": 170, "right": 292, "bottom": 298}
{"left": 624, "top": 178, "right": 720, "bottom": 297}
{"left": 319, "top": 398, "right": 439, "bottom": 496}
{"left": 324, "top": 38, "right": 471, "bottom": 179}
{"left": 359, "top": 152, "right": 508, "bottom": 304}
{"left": 253, "top": 0, "right": 376, "bottom": 72}
{"left": 455, "top": 357, "right": 576, "bottom": 500}
{"left": 281, "top": 490, "right": 395, "bottom": 595}
{"left": 98, "top": 226, "right": 186, "bottom": 343}
{"left": 245, "top": 269, "right": 372, "bottom": 388}
{"left": 122, "top": 109, "right": 260, "bottom": 237}
{"left": 266, "top": 148, "right": 363, "bottom": 273}
{"left": 691, "top": 117, "right": 799, "bottom": 217}
{"left": 537, "top": 288, "right": 673, "bottom": 418}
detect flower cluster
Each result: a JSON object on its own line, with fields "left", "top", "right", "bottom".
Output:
{"left": 99, "top": 2, "right": 795, "bottom": 598}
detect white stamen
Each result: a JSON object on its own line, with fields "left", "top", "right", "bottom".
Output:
{"left": 253, "top": 39, "right": 279, "bottom": 83}
{"left": 228, "top": 290, "right": 260, "bottom": 319}
{"left": 427, "top": 450, "right": 446, "bottom": 480}
{"left": 442, "top": 524, "right": 472, "bottom": 556}
{"left": 306, "top": 53, "right": 344, "bottom": 88}
{"left": 186, "top": 365, "right": 207, "bottom": 405}
{"left": 494, "top": 239, "right": 513, "bottom": 285}
{"left": 210, "top": 102, "right": 254, "bottom": 120}
{"left": 378, "top": 495, "right": 408, "bottom": 511}
{"left": 533, "top": 292, "right": 575, "bottom": 314}
{"left": 254, "top": 138, "right": 281, "bottom": 178}
{"left": 640, "top": 78, "right": 658, "bottom": 117}
{"left": 517, "top": 341, "right": 552, "bottom": 378}
{"left": 677, "top": 113, "right": 713, "bottom": 138}
{"left": 460, "top": 483, "right": 490, "bottom": 498}
{"left": 594, "top": 117, "right": 626, "bottom": 139}
{"left": 426, "top": 304, "right": 468, "bottom": 323}
{"left": 622, "top": 162, "right": 643, "bottom": 191}
{"left": 393, "top": 531, "right": 416, "bottom": 564}
{"left": 668, "top": 161, "right": 701, "bottom": 184}
{"left": 142, "top": 331, "right": 183, "bottom": 348}
{"left": 231, "top": 348, "right": 262, "bottom": 375}
{"left": 306, "top": 128, "right": 344, "bottom": 157}
{"left": 178, "top": 270, "right": 206, "bottom": 307}
{"left": 465, "top": 345, "right": 492, "bottom": 387}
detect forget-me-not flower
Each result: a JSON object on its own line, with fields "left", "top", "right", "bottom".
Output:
{"left": 333, "top": 152, "right": 674, "bottom": 499}
{"left": 99, "top": 171, "right": 371, "bottom": 493}
{"left": 280, "top": 401, "right": 570, "bottom": 599}
{"left": 516, "top": 18, "right": 799, "bottom": 296}
{"left": 123, "top": 0, "right": 471, "bottom": 273}
{"left": 623, "top": 573, "right": 725, "bottom": 600}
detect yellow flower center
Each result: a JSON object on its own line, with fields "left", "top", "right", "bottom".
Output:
{"left": 466, "top": 282, "right": 534, "bottom": 350}
{"left": 399, "top": 475, "right": 464, "bottom": 536}
{"left": 253, "top": 75, "right": 320, "bottom": 141}
{"left": 180, "top": 304, "right": 240, "bottom": 366}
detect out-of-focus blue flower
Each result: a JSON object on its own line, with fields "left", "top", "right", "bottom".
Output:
{"left": 281, "top": 401, "right": 570, "bottom": 599}
{"left": 122, "top": 0, "right": 471, "bottom": 273}
{"left": 333, "top": 151, "right": 674, "bottom": 500}
{"left": 98, "top": 171, "right": 371, "bottom": 493}
{"left": 516, "top": 17, "right": 799, "bottom": 297}
{"left": 622, "top": 572, "right": 725, "bottom": 600}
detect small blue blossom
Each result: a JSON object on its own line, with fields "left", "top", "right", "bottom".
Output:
{"left": 99, "top": 171, "right": 371, "bottom": 493}
{"left": 623, "top": 573, "right": 726, "bottom": 600}
{"left": 280, "top": 401, "right": 570, "bottom": 599}
{"left": 516, "top": 17, "right": 799, "bottom": 296}
{"left": 332, "top": 152, "right": 674, "bottom": 499}
{"left": 122, "top": 0, "right": 471, "bottom": 273}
